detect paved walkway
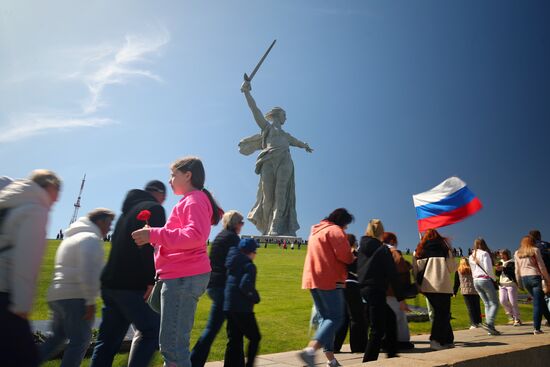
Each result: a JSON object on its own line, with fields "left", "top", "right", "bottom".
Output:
{"left": 204, "top": 323, "right": 550, "bottom": 367}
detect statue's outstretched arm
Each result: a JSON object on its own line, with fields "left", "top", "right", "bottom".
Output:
{"left": 241, "top": 81, "right": 268, "bottom": 130}
{"left": 287, "top": 133, "right": 313, "bottom": 153}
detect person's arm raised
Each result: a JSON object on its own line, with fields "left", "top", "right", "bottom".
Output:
{"left": 241, "top": 80, "right": 268, "bottom": 130}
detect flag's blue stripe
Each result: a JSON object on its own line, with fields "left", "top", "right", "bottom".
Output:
{"left": 415, "top": 186, "right": 476, "bottom": 220}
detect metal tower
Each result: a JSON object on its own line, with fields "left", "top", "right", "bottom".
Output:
{"left": 69, "top": 174, "right": 86, "bottom": 225}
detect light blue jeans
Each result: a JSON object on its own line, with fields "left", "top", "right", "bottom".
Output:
{"left": 159, "top": 272, "right": 210, "bottom": 367}
{"left": 310, "top": 288, "right": 345, "bottom": 352}
{"left": 473, "top": 279, "right": 499, "bottom": 327}
{"left": 39, "top": 298, "right": 93, "bottom": 367}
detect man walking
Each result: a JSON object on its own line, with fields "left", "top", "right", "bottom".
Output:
{"left": 91, "top": 181, "right": 166, "bottom": 367}
{"left": 0, "top": 170, "right": 62, "bottom": 367}
{"left": 39, "top": 208, "right": 115, "bottom": 367}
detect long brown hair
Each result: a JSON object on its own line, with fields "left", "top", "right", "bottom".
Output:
{"left": 415, "top": 228, "right": 448, "bottom": 257}
{"left": 517, "top": 235, "right": 537, "bottom": 258}
{"left": 472, "top": 237, "right": 492, "bottom": 261}
{"left": 171, "top": 156, "right": 222, "bottom": 225}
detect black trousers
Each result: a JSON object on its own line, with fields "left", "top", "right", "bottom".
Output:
{"left": 424, "top": 293, "right": 454, "bottom": 345}
{"left": 463, "top": 294, "right": 482, "bottom": 325}
{"left": 362, "top": 290, "right": 397, "bottom": 362}
{"left": 0, "top": 292, "right": 38, "bottom": 367}
{"left": 224, "top": 312, "right": 261, "bottom": 367}
{"left": 334, "top": 283, "right": 368, "bottom": 353}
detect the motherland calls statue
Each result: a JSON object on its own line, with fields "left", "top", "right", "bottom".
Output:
{"left": 238, "top": 79, "right": 313, "bottom": 236}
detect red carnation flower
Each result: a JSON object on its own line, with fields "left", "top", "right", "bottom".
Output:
{"left": 137, "top": 210, "right": 152, "bottom": 226}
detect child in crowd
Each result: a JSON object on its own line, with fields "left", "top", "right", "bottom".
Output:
{"left": 495, "top": 249, "right": 521, "bottom": 326}
{"left": 223, "top": 238, "right": 261, "bottom": 367}
{"left": 453, "top": 257, "right": 482, "bottom": 329}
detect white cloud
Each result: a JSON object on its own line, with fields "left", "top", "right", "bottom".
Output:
{"left": 1, "top": 27, "right": 169, "bottom": 143}
{"left": 0, "top": 113, "right": 116, "bottom": 143}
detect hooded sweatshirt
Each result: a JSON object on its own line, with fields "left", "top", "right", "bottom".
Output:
{"left": 0, "top": 178, "right": 53, "bottom": 313}
{"left": 47, "top": 217, "right": 104, "bottom": 305}
{"left": 101, "top": 189, "right": 165, "bottom": 290}
{"left": 301, "top": 220, "right": 354, "bottom": 290}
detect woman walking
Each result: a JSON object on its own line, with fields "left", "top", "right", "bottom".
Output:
{"left": 413, "top": 229, "right": 457, "bottom": 350}
{"left": 299, "top": 208, "right": 355, "bottom": 367}
{"left": 514, "top": 236, "right": 550, "bottom": 335}
{"left": 469, "top": 238, "right": 500, "bottom": 335}
{"left": 132, "top": 156, "right": 222, "bottom": 367}
{"left": 496, "top": 249, "right": 521, "bottom": 326}
{"left": 453, "top": 258, "right": 482, "bottom": 329}
{"left": 191, "top": 210, "right": 244, "bottom": 367}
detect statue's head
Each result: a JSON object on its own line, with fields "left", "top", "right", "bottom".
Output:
{"left": 264, "top": 107, "right": 286, "bottom": 124}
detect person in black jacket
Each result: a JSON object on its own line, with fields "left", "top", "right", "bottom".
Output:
{"left": 90, "top": 181, "right": 166, "bottom": 367}
{"left": 191, "top": 210, "right": 245, "bottom": 367}
{"left": 357, "top": 219, "right": 405, "bottom": 362}
{"left": 334, "top": 234, "right": 367, "bottom": 353}
{"left": 223, "top": 238, "right": 261, "bottom": 367}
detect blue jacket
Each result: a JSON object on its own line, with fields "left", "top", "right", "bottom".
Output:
{"left": 223, "top": 246, "right": 260, "bottom": 312}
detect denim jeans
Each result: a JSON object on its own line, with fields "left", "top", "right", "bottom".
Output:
{"left": 473, "top": 279, "right": 499, "bottom": 327}
{"left": 190, "top": 287, "right": 225, "bottom": 367}
{"left": 310, "top": 288, "right": 345, "bottom": 352}
{"left": 90, "top": 288, "right": 160, "bottom": 367}
{"left": 160, "top": 272, "right": 210, "bottom": 367}
{"left": 522, "top": 275, "right": 546, "bottom": 330}
{"left": 39, "top": 299, "right": 93, "bottom": 367}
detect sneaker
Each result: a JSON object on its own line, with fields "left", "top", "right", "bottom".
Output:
{"left": 469, "top": 325, "right": 478, "bottom": 330}
{"left": 442, "top": 343, "right": 455, "bottom": 349}
{"left": 487, "top": 325, "right": 501, "bottom": 336}
{"left": 327, "top": 359, "right": 341, "bottom": 367}
{"left": 430, "top": 340, "right": 445, "bottom": 351}
{"left": 534, "top": 329, "right": 544, "bottom": 335}
{"left": 513, "top": 319, "right": 522, "bottom": 326}
{"left": 298, "top": 350, "right": 316, "bottom": 367}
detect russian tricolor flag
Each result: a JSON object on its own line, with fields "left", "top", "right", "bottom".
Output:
{"left": 413, "top": 177, "right": 482, "bottom": 232}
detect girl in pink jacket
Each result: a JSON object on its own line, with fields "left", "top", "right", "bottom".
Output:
{"left": 133, "top": 156, "right": 221, "bottom": 367}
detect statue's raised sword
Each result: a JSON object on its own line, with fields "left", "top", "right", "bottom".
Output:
{"left": 244, "top": 39, "right": 277, "bottom": 82}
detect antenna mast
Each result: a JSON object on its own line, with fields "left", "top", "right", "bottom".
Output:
{"left": 69, "top": 174, "right": 86, "bottom": 225}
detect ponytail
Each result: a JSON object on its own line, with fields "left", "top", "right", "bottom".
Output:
{"left": 202, "top": 188, "right": 223, "bottom": 225}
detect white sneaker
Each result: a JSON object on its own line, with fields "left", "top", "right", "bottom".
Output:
{"left": 327, "top": 359, "right": 341, "bottom": 367}
{"left": 534, "top": 329, "right": 544, "bottom": 335}
{"left": 469, "top": 325, "right": 478, "bottom": 330}
{"left": 513, "top": 319, "right": 522, "bottom": 326}
{"left": 298, "top": 350, "right": 316, "bottom": 367}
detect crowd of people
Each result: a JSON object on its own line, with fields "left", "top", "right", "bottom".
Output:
{"left": 1, "top": 161, "right": 550, "bottom": 367}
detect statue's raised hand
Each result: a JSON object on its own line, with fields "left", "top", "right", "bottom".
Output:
{"left": 241, "top": 80, "right": 252, "bottom": 93}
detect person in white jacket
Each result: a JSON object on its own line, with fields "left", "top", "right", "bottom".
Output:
{"left": 468, "top": 238, "right": 500, "bottom": 336}
{"left": 0, "top": 170, "right": 62, "bottom": 367}
{"left": 39, "top": 208, "right": 115, "bottom": 367}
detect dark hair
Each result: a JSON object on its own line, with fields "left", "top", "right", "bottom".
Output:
{"left": 325, "top": 208, "right": 354, "bottom": 228}
{"left": 529, "top": 230, "right": 541, "bottom": 241}
{"left": 415, "top": 228, "right": 449, "bottom": 257}
{"left": 382, "top": 232, "right": 397, "bottom": 245}
{"left": 171, "top": 156, "right": 221, "bottom": 225}
{"left": 346, "top": 233, "right": 357, "bottom": 248}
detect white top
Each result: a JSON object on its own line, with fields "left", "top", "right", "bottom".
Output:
{"left": 469, "top": 249, "right": 496, "bottom": 280}
{"left": 47, "top": 217, "right": 104, "bottom": 305}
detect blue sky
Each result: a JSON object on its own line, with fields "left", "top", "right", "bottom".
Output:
{"left": 1, "top": 0, "right": 549, "bottom": 252}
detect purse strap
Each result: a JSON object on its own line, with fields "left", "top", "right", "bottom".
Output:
{"left": 473, "top": 251, "right": 493, "bottom": 278}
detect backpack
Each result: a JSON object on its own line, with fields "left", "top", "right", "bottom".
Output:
{"left": 538, "top": 241, "right": 550, "bottom": 272}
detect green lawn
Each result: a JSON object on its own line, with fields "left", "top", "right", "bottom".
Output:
{"left": 36, "top": 240, "right": 534, "bottom": 367}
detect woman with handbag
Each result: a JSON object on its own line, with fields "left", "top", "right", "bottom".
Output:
{"left": 514, "top": 235, "right": 550, "bottom": 335}
{"left": 413, "top": 229, "right": 457, "bottom": 350}
{"left": 468, "top": 238, "right": 500, "bottom": 335}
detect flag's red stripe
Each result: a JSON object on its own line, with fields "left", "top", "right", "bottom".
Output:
{"left": 417, "top": 197, "right": 483, "bottom": 232}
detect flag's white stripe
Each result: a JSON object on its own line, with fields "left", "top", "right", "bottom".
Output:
{"left": 413, "top": 177, "right": 466, "bottom": 208}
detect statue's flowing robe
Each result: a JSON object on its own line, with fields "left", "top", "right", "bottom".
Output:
{"left": 238, "top": 125, "right": 299, "bottom": 236}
